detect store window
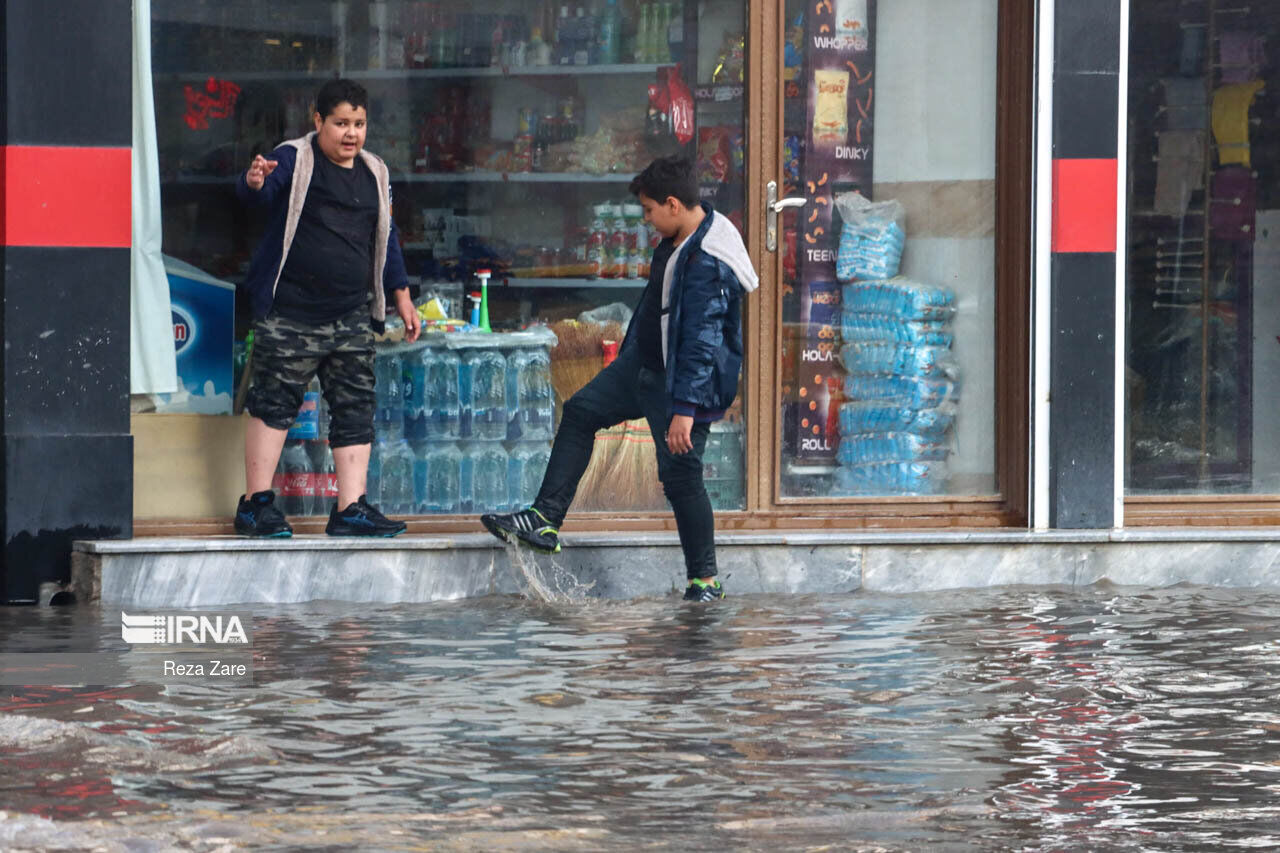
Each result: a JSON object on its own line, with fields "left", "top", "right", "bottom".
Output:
{"left": 1126, "top": 2, "right": 1279, "bottom": 495}
{"left": 777, "top": 0, "right": 999, "bottom": 499}
{"left": 149, "top": 0, "right": 748, "bottom": 516}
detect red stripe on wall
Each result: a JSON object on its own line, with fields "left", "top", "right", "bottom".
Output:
{"left": 3, "top": 146, "right": 131, "bottom": 248}
{"left": 1052, "top": 158, "right": 1118, "bottom": 254}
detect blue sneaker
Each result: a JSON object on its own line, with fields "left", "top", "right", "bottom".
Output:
{"left": 234, "top": 491, "right": 293, "bottom": 538}
{"left": 326, "top": 495, "right": 407, "bottom": 537}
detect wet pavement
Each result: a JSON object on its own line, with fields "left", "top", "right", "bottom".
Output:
{"left": 3, "top": 583, "right": 1280, "bottom": 850}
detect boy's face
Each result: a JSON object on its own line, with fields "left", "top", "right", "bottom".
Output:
{"left": 313, "top": 101, "right": 367, "bottom": 167}
{"left": 638, "top": 193, "right": 683, "bottom": 239}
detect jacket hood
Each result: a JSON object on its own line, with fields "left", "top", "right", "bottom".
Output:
{"left": 699, "top": 207, "right": 758, "bottom": 293}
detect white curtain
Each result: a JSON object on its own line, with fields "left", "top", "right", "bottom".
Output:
{"left": 130, "top": 0, "right": 177, "bottom": 394}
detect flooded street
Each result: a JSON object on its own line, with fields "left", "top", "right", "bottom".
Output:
{"left": 3, "top": 583, "right": 1280, "bottom": 850}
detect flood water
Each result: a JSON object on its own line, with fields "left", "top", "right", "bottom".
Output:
{"left": 3, "top": 583, "right": 1280, "bottom": 851}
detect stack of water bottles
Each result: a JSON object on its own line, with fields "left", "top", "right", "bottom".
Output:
{"left": 273, "top": 379, "right": 339, "bottom": 516}
{"left": 834, "top": 277, "right": 959, "bottom": 496}
{"left": 370, "top": 330, "right": 556, "bottom": 515}
{"left": 835, "top": 192, "right": 906, "bottom": 283}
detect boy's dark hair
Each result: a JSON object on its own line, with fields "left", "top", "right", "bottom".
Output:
{"left": 315, "top": 78, "right": 369, "bottom": 119}
{"left": 629, "top": 155, "right": 699, "bottom": 208}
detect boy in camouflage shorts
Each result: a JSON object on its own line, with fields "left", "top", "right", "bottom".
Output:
{"left": 233, "top": 79, "right": 421, "bottom": 538}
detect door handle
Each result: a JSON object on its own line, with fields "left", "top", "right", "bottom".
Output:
{"left": 766, "top": 180, "right": 807, "bottom": 252}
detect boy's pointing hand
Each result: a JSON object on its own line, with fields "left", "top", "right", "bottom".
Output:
{"left": 245, "top": 155, "right": 278, "bottom": 190}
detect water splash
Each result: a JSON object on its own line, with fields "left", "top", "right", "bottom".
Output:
{"left": 504, "top": 544, "right": 595, "bottom": 603}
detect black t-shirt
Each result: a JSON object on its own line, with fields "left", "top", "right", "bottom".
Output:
{"left": 274, "top": 138, "right": 379, "bottom": 324}
{"left": 636, "top": 240, "right": 676, "bottom": 372}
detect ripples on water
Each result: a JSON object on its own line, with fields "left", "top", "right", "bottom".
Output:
{"left": 3, "top": 583, "right": 1280, "bottom": 851}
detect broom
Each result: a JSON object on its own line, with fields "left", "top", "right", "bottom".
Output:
{"left": 549, "top": 320, "right": 623, "bottom": 405}
{"left": 574, "top": 421, "right": 628, "bottom": 509}
{"left": 601, "top": 418, "right": 665, "bottom": 511}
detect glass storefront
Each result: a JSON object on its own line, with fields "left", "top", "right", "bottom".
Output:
{"left": 776, "top": 0, "right": 999, "bottom": 499}
{"left": 1126, "top": 2, "right": 1278, "bottom": 495}
{"left": 150, "top": 0, "right": 748, "bottom": 516}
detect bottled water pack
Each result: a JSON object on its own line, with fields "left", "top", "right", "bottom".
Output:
{"left": 831, "top": 460, "right": 950, "bottom": 496}
{"left": 841, "top": 279, "right": 955, "bottom": 321}
{"left": 840, "top": 341, "right": 957, "bottom": 378}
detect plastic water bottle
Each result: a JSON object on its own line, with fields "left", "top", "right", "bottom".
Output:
{"left": 424, "top": 443, "right": 462, "bottom": 513}
{"left": 367, "top": 439, "right": 383, "bottom": 506}
{"left": 465, "top": 348, "right": 507, "bottom": 440}
{"left": 459, "top": 442, "right": 475, "bottom": 513}
{"left": 379, "top": 437, "right": 414, "bottom": 514}
{"left": 374, "top": 351, "right": 404, "bottom": 441}
{"left": 471, "top": 442, "right": 509, "bottom": 513}
{"left": 425, "top": 348, "right": 461, "bottom": 439}
{"left": 507, "top": 348, "right": 554, "bottom": 440}
{"left": 508, "top": 441, "right": 551, "bottom": 508}
{"left": 411, "top": 440, "right": 430, "bottom": 513}
{"left": 458, "top": 349, "right": 473, "bottom": 437}
{"left": 287, "top": 379, "right": 322, "bottom": 440}
{"left": 403, "top": 346, "right": 427, "bottom": 441}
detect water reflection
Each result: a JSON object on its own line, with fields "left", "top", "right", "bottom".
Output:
{"left": 2, "top": 586, "right": 1280, "bottom": 849}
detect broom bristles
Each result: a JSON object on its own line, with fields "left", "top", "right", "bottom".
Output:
{"left": 575, "top": 422, "right": 627, "bottom": 509}
{"left": 602, "top": 419, "right": 664, "bottom": 511}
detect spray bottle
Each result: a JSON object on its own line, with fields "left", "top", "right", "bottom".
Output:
{"left": 476, "top": 268, "right": 493, "bottom": 332}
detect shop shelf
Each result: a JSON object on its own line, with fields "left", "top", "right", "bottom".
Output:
{"left": 497, "top": 277, "right": 646, "bottom": 289}
{"left": 348, "top": 63, "right": 667, "bottom": 80}
{"left": 157, "top": 64, "right": 666, "bottom": 83}
{"left": 394, "top": 171, "right": 635, "bottom": 184}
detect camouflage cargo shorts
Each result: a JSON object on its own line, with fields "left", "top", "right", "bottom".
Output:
{"left": 245, "top": 305, "right": 377, "bottom": 447}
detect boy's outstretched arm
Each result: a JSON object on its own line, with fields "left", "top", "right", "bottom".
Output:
{"left": 235, "top": 148, "right": 291, "bottom": 207}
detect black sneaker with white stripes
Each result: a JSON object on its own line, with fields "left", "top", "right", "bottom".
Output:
{"left": 683, "top": 578, "right": 726, "bottom": 602}
{"left": 481, "top": 507, "right": 561, "bottom": 554}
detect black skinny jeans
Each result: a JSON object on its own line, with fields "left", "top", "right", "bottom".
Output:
{"left": 533, "top": 345, "right": 717, "bottom": 579}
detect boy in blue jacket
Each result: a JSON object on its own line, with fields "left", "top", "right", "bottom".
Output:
{"left": 482, "top": 156, "right": 758, "bottom": 601}
{"left": 233, "top": 78, "right": 421, "bottom": 538}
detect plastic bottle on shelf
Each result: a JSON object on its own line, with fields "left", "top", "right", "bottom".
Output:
{"left": 425, "top": 347, "right": 461, "bottom": 439}
{"left": 374, "top": 351, "right": 404, "bottom": 441}
{"left": 635, "top": 2, "right": 652, "bottom": 63}
{"left": 508, "top": 442, "right": 553, "bottom": 508}
{"left": 367, "top": 439, "right": 383, "bottom": 508}
{"left": 273, "top": 439, "right": 315, "bottom": 517}
{"left": 424, "top": 443, "right": 462, "bottom": 513}
{"left": 596, "top": 0, "right": 619, "bottom": 64}
{"left": 470, "top": 442, "right": 510, "bottom": 513}
{"left": 403, "top": 347, "right": 427, "bottom": 441}
{"left": 505, "top": 349, "right": 555, "bottom": 440}
{"left": 464, "top": 348, "right": 507, "bottom": 440}
{"left": 380, "top": 437, "right": 415, "bottom": 515}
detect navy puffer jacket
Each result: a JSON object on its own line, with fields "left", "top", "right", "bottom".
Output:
{"left": 621, "top": 202, "right": 759, "bottom": 422}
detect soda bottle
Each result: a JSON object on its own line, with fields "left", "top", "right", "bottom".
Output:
{"left": 273, "top": 440, "right": 315, "bottom": 516}
{"left": 313, "top": 440, "right": 339, "bottom": 514}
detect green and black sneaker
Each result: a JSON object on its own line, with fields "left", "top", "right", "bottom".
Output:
{"left": 481, "top": 507, "right": 561, "bottom": 554}
{"left": 682, "top": 578, "right": 726, "bottom": 602}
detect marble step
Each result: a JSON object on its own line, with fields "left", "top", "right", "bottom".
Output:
{"left": 68, "top": 529, "right": 1280, "bottom": 608}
